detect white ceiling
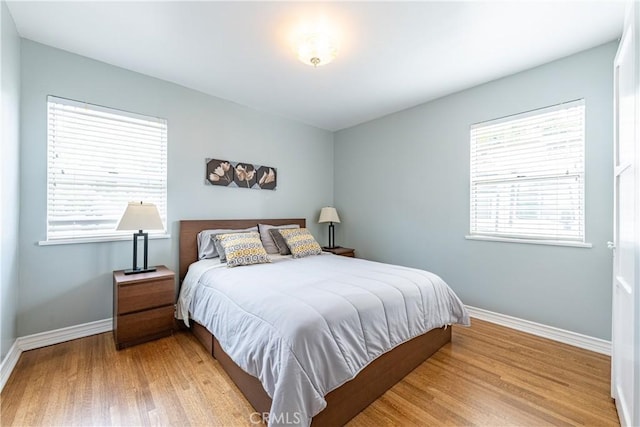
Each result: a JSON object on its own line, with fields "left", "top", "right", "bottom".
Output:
{"left": 7, "top": 1, "right": 625, "bottom": 131}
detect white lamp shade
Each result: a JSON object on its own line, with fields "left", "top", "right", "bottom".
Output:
{"left": 318, "top": 207, "right": 340, "bottom": 224}
{"left": 116, "top": 202, "right": 164, "bottom": 231}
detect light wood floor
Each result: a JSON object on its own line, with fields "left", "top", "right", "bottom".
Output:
{"left": 1, "top": 319, "right": 619, "bottom": 426}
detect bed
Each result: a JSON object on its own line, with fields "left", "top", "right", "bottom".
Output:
{"left": 177, "top": 219, "right": 469, "bottom": 426}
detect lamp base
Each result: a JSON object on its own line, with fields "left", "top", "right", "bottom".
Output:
{"left": 123, "top": 267, "right": 157, "bottom": 275}
{"left": 322, "top": 245, "right": 342, "bottom": 250}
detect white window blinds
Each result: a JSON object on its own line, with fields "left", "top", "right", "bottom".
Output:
{"left": 470, "top": 99, "right": 585, "bottom": 243}
{"left": 46, "top": 96, "right": 168, "bottom": 242}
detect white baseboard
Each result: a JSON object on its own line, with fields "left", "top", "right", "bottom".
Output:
{"left": 0, "top": 318, "right": 112, "bottom": 393}
{"left": 0, "top": 340, "right": 22, "bottom": 393}
{"left": 466, "top": 305, "right": 611, "bottom": 356}
{"left": 18, "top": 318, "right": 112, "bottom": 351}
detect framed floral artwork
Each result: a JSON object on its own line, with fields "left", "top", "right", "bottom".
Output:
{"left": 205, "top": 158, "right": 277, "bottom": 190}
{"left": 206, "top": 159, "right": 233, "bottom": 186}
{"left": 256, "top": 165, "right": 277, "bottom": 190}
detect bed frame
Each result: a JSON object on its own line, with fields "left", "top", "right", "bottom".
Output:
{"left": 179, "top": 219, "right": 452, "bottom": 426}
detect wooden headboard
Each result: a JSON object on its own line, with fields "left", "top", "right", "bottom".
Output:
{"left": 179, "top": 218, "right": 306, "bottom": 281}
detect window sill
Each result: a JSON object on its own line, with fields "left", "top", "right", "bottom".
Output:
{"left": 38, "top": 234, "right": 171, "bottom": 246}
{"left": 464, "top": 235, "right": 592, "bottom": 248}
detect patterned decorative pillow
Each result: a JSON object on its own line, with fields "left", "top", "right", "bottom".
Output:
{"left": 278, "top": 228, "right": 322, "bottom": 259}
{"left": 215, "top": 231, "right": 271, "bottom": 267}
{"left": 211, "top": 230, "right": 260, "bottom": 263}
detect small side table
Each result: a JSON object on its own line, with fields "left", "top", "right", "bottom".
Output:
{"left": 113, "top": 265, "right": 175, "bottom": 349}
{"left": 323, "top": 247, "right": 355, "bottom": 258}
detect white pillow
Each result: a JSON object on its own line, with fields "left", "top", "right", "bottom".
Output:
{"left": 258, "top": 223, "right": 300, "bottom": 254}
{"left": 197, "top": 226, "right": 258, "bottom": 259}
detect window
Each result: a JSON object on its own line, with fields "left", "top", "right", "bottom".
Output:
{"left": 469, "top": 99, "right": 586, "bottom": 245}
{"left": 46, "top": 96, "right": 167, "bottom": 243}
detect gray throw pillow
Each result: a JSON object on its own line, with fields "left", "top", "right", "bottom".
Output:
{"left": 258, "top": 223, "right": 300, "bottom": 254}
{"left": 269, "top": 228, "right": 291, "bottom": 255}
{"left": 212, "top": 236, "right": 228, "bottom": 263}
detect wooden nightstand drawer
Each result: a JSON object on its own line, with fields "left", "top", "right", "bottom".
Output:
{"left": 118, "top": 278, "right": 174, "bottom": 315}
{"left": 116, "top": 305, "right": 174, "bottom": 346}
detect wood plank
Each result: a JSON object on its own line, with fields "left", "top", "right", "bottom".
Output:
{"left": 0, "top": 319, "right": 619, "bottom": 426}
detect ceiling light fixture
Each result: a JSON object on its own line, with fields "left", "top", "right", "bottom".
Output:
{"left": 297, "top": 32, "right": 337, "bottom": 67}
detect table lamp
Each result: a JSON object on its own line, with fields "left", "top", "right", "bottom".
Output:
{"left": 318, "top": 207, "right": 341, "bottom": 249}
{"left": 116, "top": 201, "right": 164, "bottom": 275}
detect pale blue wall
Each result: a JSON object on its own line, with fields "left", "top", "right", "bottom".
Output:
{"left": 13, "top": 38, "right": 618, "bottom": 341}
{"left": 18, "top": 40, "right": 334, "bottom": 336}
{"left": 334, "top": 42, "right": 616, "bottom": 340}
{"left": 1, "top": 0, "right": 20, "bottom": 359}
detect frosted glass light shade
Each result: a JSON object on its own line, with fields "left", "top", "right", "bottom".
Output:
{"left": 116, "top": 202, "right": 164, "bottom": 231}
{"left": 297, "top": 32, "right": 337, "bottom": 67}
{"left": 318, "top": 207, "right": 340, "bottom": 224}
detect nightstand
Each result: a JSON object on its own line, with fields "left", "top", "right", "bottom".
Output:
{"left": 323, "top": 247, "right": 355, "bottom": 258}
{"left": 113, "top": 265, "right": 175, "bottom": 350}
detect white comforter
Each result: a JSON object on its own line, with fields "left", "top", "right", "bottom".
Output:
{"left": 177, "top": 253, "right": 469, "bottom": 426}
